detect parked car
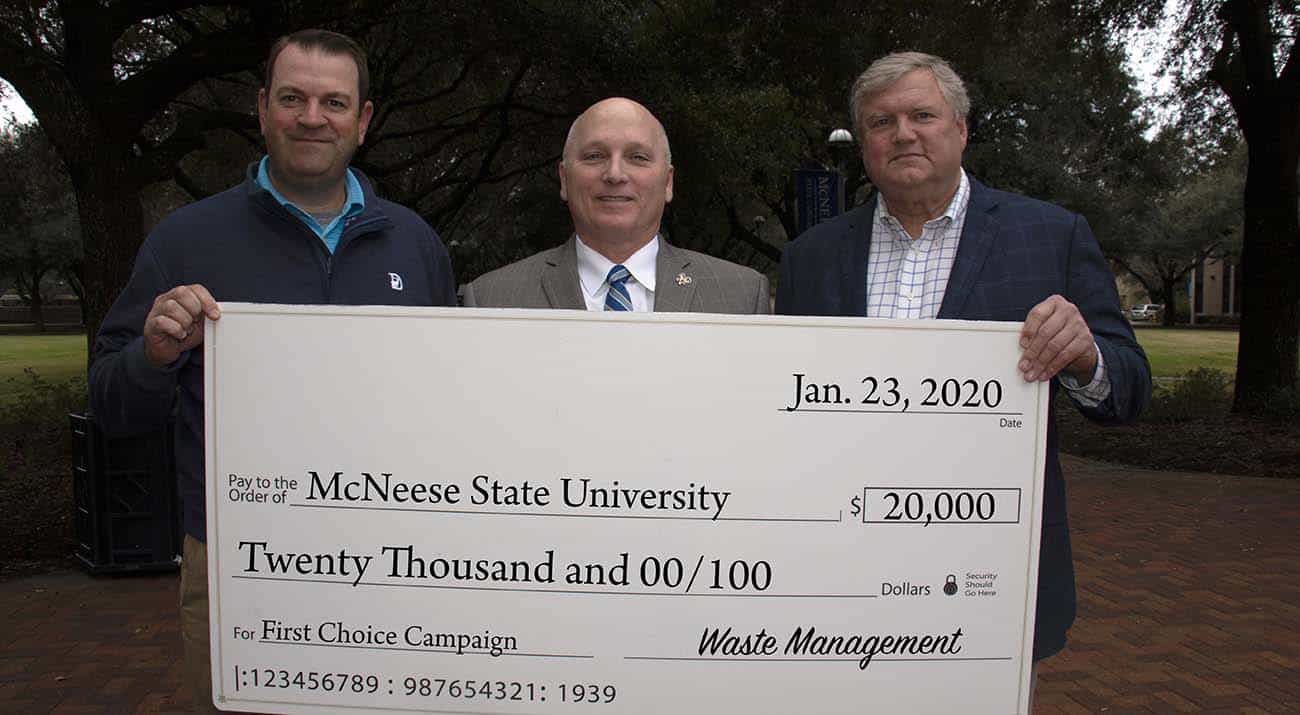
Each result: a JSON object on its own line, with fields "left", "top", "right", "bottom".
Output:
{"left": 1127, "top": 303, "right": 1164, "bottom": 322}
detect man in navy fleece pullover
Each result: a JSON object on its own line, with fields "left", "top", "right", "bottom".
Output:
{"left": 89, "top": 29, "right": 455, "bottom": 712}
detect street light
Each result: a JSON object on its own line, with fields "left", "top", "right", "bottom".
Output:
{"left": 827, "top": 128, "right": 856, "bottom": 173}
{"left": 795, "top": 129, "right": 856, "bottom": 236}
{"left": 826, "top": 128, "right": 856, "bottom": 211}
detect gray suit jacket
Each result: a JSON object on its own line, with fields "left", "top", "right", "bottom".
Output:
{"left": 462, "top": 237, "right": 770, "bottom": 313}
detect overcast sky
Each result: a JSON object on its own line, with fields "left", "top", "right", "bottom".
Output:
{"left": 1, "top": 79, "right": 35, "bottom": 128}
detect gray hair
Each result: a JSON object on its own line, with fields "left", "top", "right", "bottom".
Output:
{"left": 850, "top": 52, "right": 970, "bottom": 135}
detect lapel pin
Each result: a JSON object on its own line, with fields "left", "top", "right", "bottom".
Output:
{"left": 675, "top": 272, "right": 692, "bottom": 286}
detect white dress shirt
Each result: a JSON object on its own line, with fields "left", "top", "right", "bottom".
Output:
{"left": 867, "top": 171, "right": 970, "bottom": 320}
{"left": 576, "top": 235, "right": 658, "bottom": 312}
{"left": 868, "top": 171, "right": 1110, "bottom": 405}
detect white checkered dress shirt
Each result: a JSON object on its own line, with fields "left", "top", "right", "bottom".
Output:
{"left": 867, "top": 171, "right": 1109, "bottom": 405}
{"left": 867, "top": 171, "right": 970, "bottom": 319}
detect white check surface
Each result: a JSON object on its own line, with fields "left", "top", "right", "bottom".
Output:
{"left": 205, "top": 304, "right": 1048, "bottom": 714}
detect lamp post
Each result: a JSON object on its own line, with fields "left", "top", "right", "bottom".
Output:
{"left": 827, "top": 128, "right": 854, "bottom": 146}
{"left": 795, "top": 129, "right": 856, "bottom": 236}
{"left": 827, "top": 127, "right": 855, "bottom": 202}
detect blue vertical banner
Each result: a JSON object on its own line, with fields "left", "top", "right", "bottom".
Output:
{"left": 795, "top": 169, "right": 844, "bottom": 236}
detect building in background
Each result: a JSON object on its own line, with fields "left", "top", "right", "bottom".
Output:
{"left": 1190, "top": 256, "right": 1240, "bottom": 323}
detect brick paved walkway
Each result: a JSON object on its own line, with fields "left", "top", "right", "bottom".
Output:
{"left": 1, "top": 456, "right": 1297, "bottom": 714}
{"left": 1036, "top": 457, "right": 1299, "bottom": 713}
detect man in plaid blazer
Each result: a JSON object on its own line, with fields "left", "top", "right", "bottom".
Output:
{"left": 776, "top": 52, "right": 1151, "bottom": 664}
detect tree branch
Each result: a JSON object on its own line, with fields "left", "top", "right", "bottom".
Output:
{"left": 382, "top": 58, "right": 475, "bottom": 115}
{"left": 425, "top": 60, "right": 532, "bottom": 227}
{"left": 1223, "top": 0, "right": 1279, "bottom": 94}
{"left": 112, "top": 23, "right": 276, "bottom": 134}
{"left": 715, "top": 187, "right": 782, "bottom": 263}
{"left": 172, "top": 166, "right": 211, "bottom": 202}
{"left": 136, "top": 107, "right": 258, "bottom": 184}
{"left": 0, "top": 20, "right": 70, "bottom": 110}
{"left": 106, "top": 1, "right": 252, "bottom": 39}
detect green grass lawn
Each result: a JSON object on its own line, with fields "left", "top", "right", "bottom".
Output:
{"left": 0, "top": 325, "right": 1241, "bottom": 403}
{"left": 0, "top": 333, "right": 88, "bottom": 403}
{"left": 1131, "top": 326, "right": 1238, "bottom": 379}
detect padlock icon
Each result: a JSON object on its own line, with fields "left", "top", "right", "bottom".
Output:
{"left": 943, "top": 574, "right": 958, "bottom": 596}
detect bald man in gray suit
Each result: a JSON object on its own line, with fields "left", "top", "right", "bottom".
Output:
{"left": 462, "top": 98, "right": 769, "bottom": 314}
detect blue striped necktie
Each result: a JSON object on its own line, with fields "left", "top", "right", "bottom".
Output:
{"left": 604, "top": 264, "right": 633, "bottom": 311}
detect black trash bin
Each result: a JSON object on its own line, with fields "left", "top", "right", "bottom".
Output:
{"left": 70, "top": 412, "right": 180, "bottom": 573}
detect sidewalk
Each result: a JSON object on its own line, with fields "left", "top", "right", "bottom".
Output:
{"left": 1, "top": 455, "right": 1297, "bottom": 713}
{"left": 1036, "top": 457, "right": 1299, "bottom": 713}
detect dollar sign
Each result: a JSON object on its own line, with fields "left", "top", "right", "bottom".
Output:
{"left": 849, "top": 495, "right": 862, "bottom": 517}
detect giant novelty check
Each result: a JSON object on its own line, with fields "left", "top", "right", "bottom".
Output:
{"left": 204, "top": 304, "right": 1049, "bottom": 714}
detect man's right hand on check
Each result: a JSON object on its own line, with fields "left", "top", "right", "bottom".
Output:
{"left": 143, "top": 284, "right": 221, "bottom": 367}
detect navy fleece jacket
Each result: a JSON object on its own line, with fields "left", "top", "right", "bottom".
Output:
{"left": 89, "top": 165, "right": 456, "bottom": 541}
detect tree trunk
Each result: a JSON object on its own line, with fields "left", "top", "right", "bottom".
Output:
{"left": 17, "top": 262, "right": 51, "bottom": 333}
{"left": 1233, "top": 131, "right": 1300, "bottom": 411}
{"left": 1160, "top": 279, "right": 1178, "bottom": 326}
{"left": 70, "top": 153, "right": 145, "bottom": 361}
{"left": 63, "top": 262, "right": 86, "bottom": 328}
{"left": 29, "top": 293, "right": 45, "bottom": 333}
{"left": 1212, "top": 0, "right": 1300, "bottom": 413}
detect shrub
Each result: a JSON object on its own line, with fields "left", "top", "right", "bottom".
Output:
{"left": 0, "top": 370, "right": 85, "bottom": 576}
{"left": 1144, "top": 367, "right": 1232, "bottom": 423}
{"left": 0, "top": 369, "right": 88, "bottom": 430}
{"left": 1192, "top": 314, "right": 1240, "bottom": 327}
{"left": 1258, "top": 386, "right": 1300, "bottom": 420}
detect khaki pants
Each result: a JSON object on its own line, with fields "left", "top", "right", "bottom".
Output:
{"left": 183, "top": 536, "right": 262, "bottom": 713}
